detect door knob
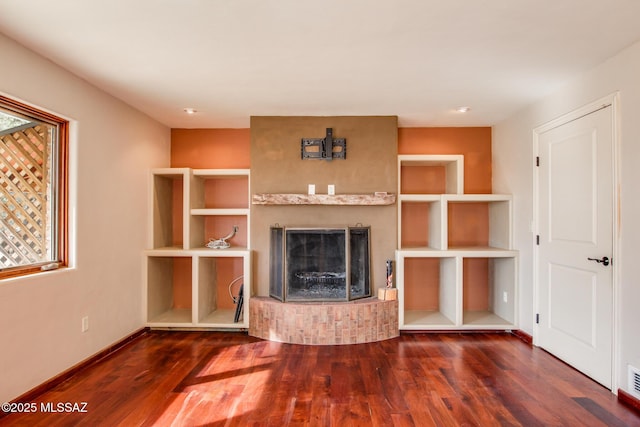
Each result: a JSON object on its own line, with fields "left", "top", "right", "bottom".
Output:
{"left": 587, "top": 256, "right": 610, "bottom": 266}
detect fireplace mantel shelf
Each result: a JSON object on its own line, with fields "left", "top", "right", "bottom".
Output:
{"left": 252, "top": 193, "right": 396, "bottom": 206}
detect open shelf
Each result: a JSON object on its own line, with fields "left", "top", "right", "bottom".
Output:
{"left": 396, "top": 251, "right": 517, "bottom": 330}
{"left": 149, "top": 308, "right": 192, "bottom": 325}
{"left": 461, "top": 256, "right": 517, "bottom": 329}
{"left": 190, "top": 215, "right": 248, "bottom": 250}
{"left": 462, "top": 311, "right": 512, "bottom": 327}
{"left": 145, "top": 251, "right": 251, "bottom": 328}
{"left": 146, "top": 168, "right": 251, "bottom": 329}
{"left": 396, "top": 154, "right": 517, "bottom": 331}
{"left": 398, "top": 196, "right": 445, "bottom": 249}
{"left": 398, "top": 154, "right": 464, "bottom": 195}
{"left": 150, "top": 168, "right": 189, "bottom": 250}
{"left": 146, "top": 255, "right": 193, "bottom": 326}
{"left": 199, "top": 309, "right": 241, "bottom": 325}
{"left": 445, "top": 194, "right": 512, "bottom": 250}
{"left": 188, "top": 169, "right": 250, "bottom": 250}
{"left": 397, "top": 255, "right": 459, "bottom": 329}
{"left": 403, "top": 310, "right": 456, "bottom": 328}
{"left": 196, "top": 252, "right": 250, "bottom": 328}
{"left": 398, "top": 194, "right": 512, "bottom": 251}
{"left": 191, "top": 169, "right": 250, "bottom": 210}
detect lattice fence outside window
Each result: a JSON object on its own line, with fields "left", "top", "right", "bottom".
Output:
{"left": 0, "top": 99, "right": 65, "bottom": 275}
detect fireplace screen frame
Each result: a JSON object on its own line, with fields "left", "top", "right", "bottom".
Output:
{"left": 269, "top": 226, "right": 371, "bottom": 302}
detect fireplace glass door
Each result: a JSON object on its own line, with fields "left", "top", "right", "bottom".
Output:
{"left": 269, "top": 226, "right": 371, "bottom": 302}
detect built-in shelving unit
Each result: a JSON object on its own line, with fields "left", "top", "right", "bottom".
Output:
{"left": 396, "top": 155, "right": 518, "bottom": 330}
{"left": 145, "top": 168, "right": 251, "bottom": 329}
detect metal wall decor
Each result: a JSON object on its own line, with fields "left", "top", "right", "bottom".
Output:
{"left": 301, "top": 128, "right": 346, "bottom": 160}
{"left": 206, "top": 225, "right": 238, "bottom": 249}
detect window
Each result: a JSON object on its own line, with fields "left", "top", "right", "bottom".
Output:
{"left": 0, "top": 95, "right": 68, "bottom": 279}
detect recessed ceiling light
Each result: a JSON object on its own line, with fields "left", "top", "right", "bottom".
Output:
{"left": 183, "top": 108, "right": 197, "bottom": 115}
{"left": 455, "top": 106, "right": 471, "bottom": 113}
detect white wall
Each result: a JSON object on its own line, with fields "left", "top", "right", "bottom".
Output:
{"left": 0, "top": 33, "right": 170, "bottom": 402}
{"left": 494, "top": 39, "right": 640, "bottom": 394}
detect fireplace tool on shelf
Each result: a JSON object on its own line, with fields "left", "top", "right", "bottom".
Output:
{"left": 206, "top": 225, "right": 238, "bottom": 249}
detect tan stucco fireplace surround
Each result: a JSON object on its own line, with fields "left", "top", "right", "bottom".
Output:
{"left": 248, "top": 116, "right": 400, "bottom": 344}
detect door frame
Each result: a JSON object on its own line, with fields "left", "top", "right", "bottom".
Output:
{"left": 532, "top": 92, "right": 621, "bottom": 392}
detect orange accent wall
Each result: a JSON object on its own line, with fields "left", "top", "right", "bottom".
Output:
{"left": 404, "top": 258, "right": 440, "bottom": 310}
{"left": 171, "top": 129, "right": 250, "bottom": 168}
{"left": 448, "top": 202, "right": 490, "bottom": 247}
{"left": 203, "top": 178, "right": 248, "bottom": 208}
{"left": 400, "top": 165, "right": 446, "bottom": 194}
{"left": 463, "top": 258, "right": 489, "bottom": 311}
{"left": 401, "top": 202, "right": 430, "bottom": 247}
{"left": 172, "top": 258, "right": 192, "bottom": 309}
{"left": 398, "top": 127, "right": 492, "bottom": 194}
{"left": 215, "top": 258, "right": 245, "bottom": 310}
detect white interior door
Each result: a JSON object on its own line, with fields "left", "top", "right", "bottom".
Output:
{"left": 536, "top": 105, "right": 613, "bottom": 388}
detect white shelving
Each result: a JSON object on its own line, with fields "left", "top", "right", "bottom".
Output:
{"left": 190, "top": 168, "right": 250, "bottom": 251}
{"left": 396, "top": 155, "right": 518, "bottom": 330}
{"left": 398, "top": 154, "right": 464, "bottom": 195}
{"left": 145, "top": 168, "right": 251, "bottom": 329}
{"left": 149, "top": 168, "right": 190, "bottom": 250}
{"left": 145, "top": 252, "right": 193, "bottom": 326}
{"left": 398, "top": 194, "right": 512, "bottom": 250}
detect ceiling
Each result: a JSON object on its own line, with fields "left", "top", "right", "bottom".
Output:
{"left": 1, "top": 1, "right": 640, "bottom": 129}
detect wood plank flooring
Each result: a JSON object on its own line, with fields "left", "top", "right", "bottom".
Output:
{"left": 2, "top": 331, "right": 639, "bottom": 426}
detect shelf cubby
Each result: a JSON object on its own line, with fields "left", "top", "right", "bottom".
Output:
{"left": 150, "top": 168, "right": 190, "bottom": 249}
{"left": 444, "top": 194, "right": 512, "bottom": 250}
{"left": 191, "top": 169, "right": 250, "bottom": 209}
{"left": 189, "top": 169, "right": 250, "bottom": 250}
{"left": 195, "top": 251, "right": 251, "bottom": 328}
{"left": 145, "top": 254, "right": 193, "bottom": 326}
{"left": 398, "top": 196, "right": 445, "bottom": 249}
{"left": 190, "top": 215, "right": 249, "bottom": 250}
{"left": 461, "top": 254, "right": 517, "bottom": 329}
{"left": 398, "top": 154, "right": 464, "bottom": 195}
{"left": 397, "top": 252, "right": 459, "bottom": 329}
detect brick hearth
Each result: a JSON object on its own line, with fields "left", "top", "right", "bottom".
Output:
{"left": 249, "top": 297, "right": 399, "bottom": 345}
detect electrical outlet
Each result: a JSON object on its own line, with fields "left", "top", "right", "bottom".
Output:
{"left": 81, "top": 316, "right": 89, "bottom": 332}
{"left": 503, "top": 292, "right": 508, "bottom": 303}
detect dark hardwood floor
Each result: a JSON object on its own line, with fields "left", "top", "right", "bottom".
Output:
{"left": 2, "top": 331, "right": 639, "bottom": 426}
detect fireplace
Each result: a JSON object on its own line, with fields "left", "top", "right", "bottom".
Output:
{"left": 269, "top": 226, "right": 371, "bottom": 302}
